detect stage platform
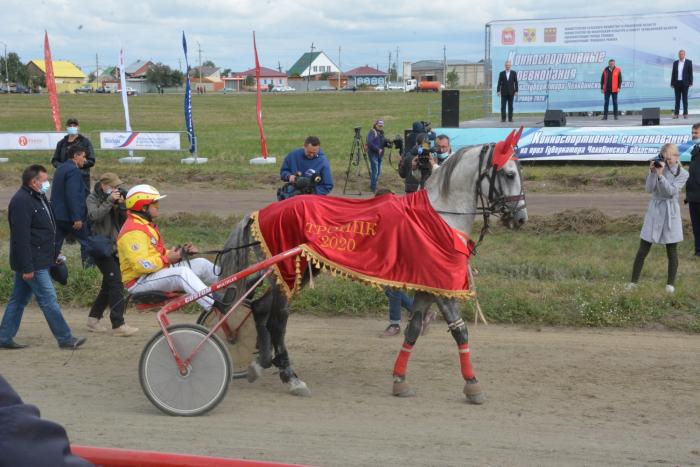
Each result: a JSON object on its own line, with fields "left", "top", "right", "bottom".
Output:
{"left": 459, "top": 114, "right": 698, "bottom": 129}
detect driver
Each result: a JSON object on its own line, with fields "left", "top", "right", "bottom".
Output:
{"left": 279, "top": 136, "right": 334, "bottom": 196}
{"left": 116, "top": 184, "right": 221, "bottom": 313}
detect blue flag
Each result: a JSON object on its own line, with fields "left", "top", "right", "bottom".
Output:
{"left": 182, "top": 31, "right": 196, "bottom": 154}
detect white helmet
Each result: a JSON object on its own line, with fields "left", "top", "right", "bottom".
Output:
{"left": 125, "top": 184, "right": 167, "bottom": 211}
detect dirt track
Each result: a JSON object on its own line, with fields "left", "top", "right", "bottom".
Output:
{"left": 1, "top": 307, "right": 699, "bottom": 466}
{"left": 0, "top": 187, "right": 685, "bottom": 219}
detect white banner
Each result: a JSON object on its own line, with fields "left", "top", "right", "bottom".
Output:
{"left": 0, "top": 132, "right": 66, "bottom": 150}
{"left": 100, "top": 132, "right": 181, "bottom": 151}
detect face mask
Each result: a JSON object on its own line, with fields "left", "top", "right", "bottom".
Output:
{"left": 436, "top": 151, "right": 449, "bottom": 160}
{"left": 692, "top": 138, "right": 700, "bottom": 144}
{"left": 40, "top": 180, "right": 51, "bottom": 194}
{"left": 66, "top": 126, "right": 79, "bottom": 135}
{"left": 104, "top": 187, "right": 114, "bottom": 195}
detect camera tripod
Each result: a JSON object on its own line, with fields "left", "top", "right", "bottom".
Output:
{"left": 342, "top": 127, "right": 371, "bottom": 195}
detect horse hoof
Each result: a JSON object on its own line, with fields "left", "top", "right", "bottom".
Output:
{"left": 463, "top": 381, "right": 485, "bottom": 404}
{"left": 288, "top": 379, "right": 311, "bottom": 397}
{"left": 247, "top": 361, "right": 263, "bottom": 383}
{"left": 392, "top": 381, "right": 416, "bottom": 397}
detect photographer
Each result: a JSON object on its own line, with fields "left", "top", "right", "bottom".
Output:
{"left": 366, "top": 119, "right": 387, "bottom": 193}
{"left": 685, "top": 122, "right": 700, "bottom": 258}
{"left": 398, "top": 134, "right": 451, "bottom": 193}
{"left": 628, "top": 143, "right": 689, "bottom": 294}
{"left": 280, "top": 136, "right": 334, "bottom": 196}
{"left": 86, "top": 173, "right": 137, "bottom": 336}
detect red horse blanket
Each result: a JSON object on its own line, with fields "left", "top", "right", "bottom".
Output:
{"left": 251, "top": 190, "right": 473, "bottom": 299}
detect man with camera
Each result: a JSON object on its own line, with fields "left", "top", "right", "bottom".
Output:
{"left": 366, "top": 119, "right": 388, "bottom": 193}
{"left": 399, "top": 134, "right": 452, "bottom": 193}
{"left": 279, "top": 136, "right": 334, "bottom": 198}
{"left": 686, "top": 122, "right": 700, "bottom": 257}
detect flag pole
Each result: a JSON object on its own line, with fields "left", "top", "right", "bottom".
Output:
{"left": 250, "top": 31, "right": 276, "bottom": 165}
{"left": 181, "top": 31, "right": 207, "bottom": 164}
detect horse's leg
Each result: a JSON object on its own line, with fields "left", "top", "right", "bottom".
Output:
{"left": 246, "top": 287, "right": 274, "bottom": 383}
{"left": 392, "top": 292, "right": 434, "bottom": 397}
{"left": 435, "top": 296, "right": 485, "bottom": 405}
{"left": 268, "top": 293, "right": 310, "bottom": 397}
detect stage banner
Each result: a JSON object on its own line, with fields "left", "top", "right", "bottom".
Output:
{"left": 488, "top": 11, "right": 700, "bottom": 113}
{"left": 118, "top": 49, "right": 132, "bottom": 132}
{"left": 436, "top": 125, "right": 695, "bottom": 162}
{"left": 253, "top": 31, "right": 269, "bottom": 157}
{"left": 43, "top": 31, "right": 62, "bottom": 131}
{"left": 182, "top": 32, "right": 197, "bottom": 154}
{"left": 100, "top": 132, "right": 181, "bottom": 151}
{"left": 0, "top": 132, "right": 66, "bottom": 150}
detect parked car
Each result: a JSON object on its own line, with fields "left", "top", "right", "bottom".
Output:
{"left": 271, "top": 85, "right": 296, "bottom": 92}
{"left": 315, "top": 86, "right": 337, "bottom": 92}
{"left": 95, "top": 86, "right": 111, "bottom": 94}
{"left": 125, "top": 87, "right": 138, "bottom": 96}
{"left": 13, "top": 85, "right": 31, "bottom": 94}
{"left": 0, "top": 85, "right": 9, "bottom": 94}
{"left": 74, "top": 85, "right": 93, "bottom": 94}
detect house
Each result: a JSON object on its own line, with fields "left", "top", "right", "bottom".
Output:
{"left": 188, "top": 66, "right": 224, "bottom": 92}
{"left": 222, "top": 74, "right": 245, "bottom": 92}
{"left": 125, "top": 60, "right": 155, "bottom": 78}
{"left": 230, "top": 67, "right": 288, "bottom": 90}
{"left": 403, "top": 59, "right": 485, "bottom": 87}
{"left": 344, "top": 65, "right": 387, "bottom": 88}
{"left": 97, "top": 66, "right": 119, "bottom": 91}
{"left": 288, "top": 51, "right": 340, "bottom": 78}
{"left": 26, "top": 60, "right": 87, "bottom": 93}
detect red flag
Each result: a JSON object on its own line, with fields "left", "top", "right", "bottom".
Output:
{"left": 43, "top": 31, "right": 62, "bottom": 131}
{"left": 253, "top": 31, "right": 268, "bottom": 158}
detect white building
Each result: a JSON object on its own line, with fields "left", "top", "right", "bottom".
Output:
{"left": 288, "top": 51, "right": 340, "bottom": 77}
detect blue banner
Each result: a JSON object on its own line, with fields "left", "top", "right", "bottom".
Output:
{"left": 436, "top": 125, "right": 695, "bottom": 162}
{"left": 182, "top": 31, "right": 197, "bottom": 154}
{"left": 489, "top": 11, "right": 700, "bottom": 113}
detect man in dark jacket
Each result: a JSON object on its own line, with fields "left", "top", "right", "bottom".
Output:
{"left": 51, "top": 144, "right": 91, "bottom": 264}
{"left": 366, "top": 119, "right": 386, "bottom": 193}
{"left": 686, "top": 122, "right": 700, "bottom": 257}
{"left": 279, "top": 136, "right": 334, "bottom": 195}
{"left": 399, "top": 133, "right": 435, "bottom": 193}
{"left": 0, "top": 165, "right": 86, "bottom": 349}
{"left": 51, "top": 118, "right": 96, "bottom": 190}
{"left": 671, "top": 49, "right": 693, "bottom": 119}
{"left": 497, "top": 60, "right": 518, "bottom": 122}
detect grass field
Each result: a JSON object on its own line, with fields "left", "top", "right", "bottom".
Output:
{"left": 0, "top": 92, "right": 698, "bottom": 331}
{"left": 0, "top": 92, "right": 649, "bottom": 192}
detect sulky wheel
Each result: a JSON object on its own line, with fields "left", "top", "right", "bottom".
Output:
{"left": 197, "top": 303, "right": 257, "bottom": 379}
{"left": 139, "top": 324, "right": 231, "bottom": 416}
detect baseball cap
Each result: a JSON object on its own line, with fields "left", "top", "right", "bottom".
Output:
{"left": 99, "top": 172, "right": 124, "bottom": 187}
{"left": 376, "top": 119, "right": 384, "bottom": 126}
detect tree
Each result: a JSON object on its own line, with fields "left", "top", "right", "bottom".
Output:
{"left": 446, "top": 70, "right": 459, "bottom": 89}
{"left": 146, "top": 63, "right": 183, "bottom": 88}
{"left": 320, "top": 72, "right": 331, "bottom": 80}
{"left": 388, "top": 64, "right": 398, "bottom": 82}
{"left": 202, "top": 60, "right": 216, "bottom": 68}
{"left": 0, "top": 52, "right": 29, "bottom": 85}
{"left": 244, "top": 75, "right": 255, "bottom": 87}
{"left": 222, "top": 68, "right": 232, "bottom": 77}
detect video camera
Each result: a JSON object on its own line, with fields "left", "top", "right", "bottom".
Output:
{"left": 384, "top": 135, "right": 404, "bottom": 152}
{"left": 277, "top": 169, "right": 322, "bottom": 201}
{"left": 415, "top": 145, "right": 437, "bottom": 170}
{"left": 651, "top": 154, "right": 665, "bottom": 169}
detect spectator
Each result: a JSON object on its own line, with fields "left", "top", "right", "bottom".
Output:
{"left": 433, "top": 134, "right": 452, "bottom": 165}
{"left": 86, "top": 173, "right": 138, "bottom": 336}
{"left": 0, "top": 165, "right": 86, "bottom": 350}
{"left": 685, "top": 122, "right": 700, "bottom": 257}
{"left": 628, "top": 143, "right": 689, "bottom": 293}
{"left": 366, "top": 119, "right": 386, "bottom": 193}
{"left": 51, "top": 144, "right": 91, "bottom": 266}
{"left": 280, "top": 136, "right": 334, "bottom": 195}
{"left": 399, "top": 133, "right": 435, "bottom": 193}
{"left": 51, "top": 118, "right": 95, "bottom": 190}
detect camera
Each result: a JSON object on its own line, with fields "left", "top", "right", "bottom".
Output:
{"left": 118, "top": 187, "right": 128, "bottom": 199}
{"left": 354, "top": 126, "right": 361, "bottom": 137}
{"left": 277, "top": 170, "right": 322, "bottom": 201}
{"left": 651, "top": 154, "right": 665, "bottom": 168}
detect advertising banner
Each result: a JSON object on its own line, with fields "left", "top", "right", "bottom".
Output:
{"left": 100, "top": 132, "right": 181, "bottom": 151}
{"left": 488, "top": 11, "right": 700, "bottom": 113}
{"left": 0, "top": 132, "right": 66, "bottom": 150}
{"left": 436, "top": 126, "right": 695, "bottom": 162}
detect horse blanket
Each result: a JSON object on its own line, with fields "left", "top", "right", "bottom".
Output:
{"left": 251, "top": 190, "right": 473, "bottom": 299}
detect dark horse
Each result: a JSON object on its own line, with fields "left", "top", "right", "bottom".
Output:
{"left": 218, "top": 133, "right": 527, "bottom": 403}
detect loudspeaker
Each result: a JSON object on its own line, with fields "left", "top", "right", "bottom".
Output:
{"left": 544, "top": 109, "right": 566, "bottom": 127}
{"left": 441, "top": 90, "right": 460, "bottom": 128}
{"left": 642, "top": 107, "right": 660, "bottom": 126}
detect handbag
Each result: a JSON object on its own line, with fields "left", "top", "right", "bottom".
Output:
{"left": 86, "top": 235, "right": 115, "bottom": 259}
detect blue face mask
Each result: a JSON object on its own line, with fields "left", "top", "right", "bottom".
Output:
{"left": 693, "top": 138, "right": 700, "bottom": 144}
{"left": 40, "top": 180, "right": 51, "bottom": 194}
{"left": 66, "top": 126, "right": 79, "bottom": 135}
{"left": 436, "top": 151, "right": 450, "bottom": 160}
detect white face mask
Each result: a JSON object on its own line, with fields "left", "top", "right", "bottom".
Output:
{"left": 40, "top": 180, "right": 51, "bottom": 194}
{"left": 692, "top": 138, "right": 700, "bottom": 144}
{"left": 67, "top": 126, "right": 79, "bottom": 135}
{"left": 104, "top": 187, "right": 114, "bottom": 195}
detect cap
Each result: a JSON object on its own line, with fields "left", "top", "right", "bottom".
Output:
{"left": 376, "top": 119, "right": 384, "bottom": 126}
{"left": 99, "top": 172, "right": 124, "bottom": 187}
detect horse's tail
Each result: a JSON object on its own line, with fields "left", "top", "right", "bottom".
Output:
{"left": 220, "top": 214, "right": 255, "bottom": 303}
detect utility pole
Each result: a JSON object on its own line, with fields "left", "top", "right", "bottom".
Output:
{"left": 0, "top": 41, "right": 9, "bottom": 93}
{"left": 278, "top": 60, "right": 282, "bottom": 73}
{"left": 197, "top": 41, "right": 203, "bottom": 87}
{"left": 305, "top": 42, "right": 315, "bottom": 92}
{"left": 95, "top": 53, "right": 99, "bottom": 84}
{"left": 396, "top": 46, "right": 399, "bottom": 81}
{"left": 178, "top": 58, "right": 182, "bottom": 73}
{"left": 337, "top": 46, "right": 341, "bottom": 89}
{"left": 443, "top": 45, "right": 447, "bottom": 84}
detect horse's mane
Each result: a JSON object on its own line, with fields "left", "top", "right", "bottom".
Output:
{"left": 433, "top": 144, "right": 481, "bottom": 199}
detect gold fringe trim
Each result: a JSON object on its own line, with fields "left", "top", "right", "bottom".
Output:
{"left": 250, "top": 211, "right": 474, "bottom": 301}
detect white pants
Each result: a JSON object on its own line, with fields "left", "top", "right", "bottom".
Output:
{"left": 128, "top": 258, "right": 219, "bottom": 311}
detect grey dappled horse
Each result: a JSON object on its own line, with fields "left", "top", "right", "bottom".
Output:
{"left": 218, "top": 141, "right": 527, "bottom": 403}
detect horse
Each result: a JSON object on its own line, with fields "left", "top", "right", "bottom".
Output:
{"left": 217, "top": 129, "right": 527, "bottom": 403}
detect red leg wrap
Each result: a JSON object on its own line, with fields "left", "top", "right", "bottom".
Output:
{"left": 458, "top": 343, "right": 475, "bottom": 380}
{"left": 392, "top": 343, "right": 414, "bottom": 377}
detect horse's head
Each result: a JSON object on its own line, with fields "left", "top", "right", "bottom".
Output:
{"left": 484, "top": 127, "right": 528, "bottom": 229}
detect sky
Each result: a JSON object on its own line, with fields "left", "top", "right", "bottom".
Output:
{"left": 0, "top": 0, "right": 696, "bottom": 75}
